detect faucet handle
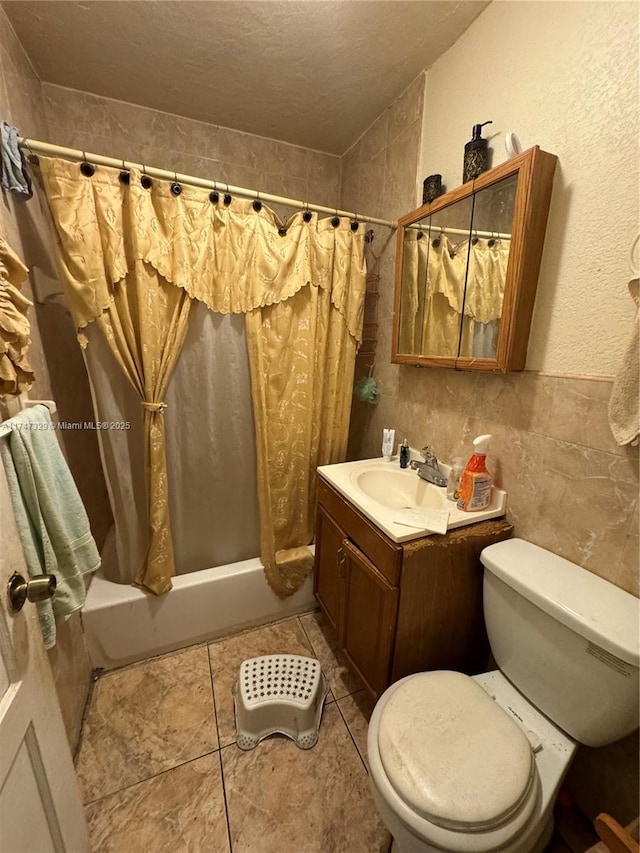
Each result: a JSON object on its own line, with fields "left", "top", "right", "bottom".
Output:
{"left": 421, "top": 446, "right": 435, "bottom": 461}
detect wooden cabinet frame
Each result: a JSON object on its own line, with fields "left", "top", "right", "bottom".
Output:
{"left": 392, "top": 146, "right": 557, "bottom": 372}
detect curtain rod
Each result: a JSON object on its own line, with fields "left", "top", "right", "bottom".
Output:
{"left": 19, "top": 138, "right": 396, "bottom": 230}
{"left": 406, "top": 223, "right": 512, "bottom": 240}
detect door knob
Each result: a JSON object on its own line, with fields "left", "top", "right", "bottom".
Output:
{"left": 7, "top": 572, "right": 56, "bottom": 613}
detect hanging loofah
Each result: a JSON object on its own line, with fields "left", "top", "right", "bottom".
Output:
{"left": 354, "top": 375, "right": 380, "bottom": 404}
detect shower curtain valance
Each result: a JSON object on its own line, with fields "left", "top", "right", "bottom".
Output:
{"left": 38, "top": 157, "right": 365, "bottom": 347}
{"left": 37, "top": 156, "right": 366, "bottom": 598}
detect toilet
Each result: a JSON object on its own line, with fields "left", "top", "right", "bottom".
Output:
{"left": 367, "top": 538, "right": 640, "bottom": 853}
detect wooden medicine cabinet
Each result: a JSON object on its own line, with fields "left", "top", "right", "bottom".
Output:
{"left": 392, "top": 146, "right": 557, "bottom": 372}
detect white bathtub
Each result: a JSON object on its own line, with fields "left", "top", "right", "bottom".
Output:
{"left": 82, "top": 544, "right": 316, "bottom": 670}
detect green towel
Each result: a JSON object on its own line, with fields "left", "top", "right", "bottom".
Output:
{"left": 0, "top": 405, "right": 100, "bottom": 648}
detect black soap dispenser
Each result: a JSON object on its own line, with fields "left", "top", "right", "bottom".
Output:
{"left": 463, "top": 121, "right": 493, "bottom": 183}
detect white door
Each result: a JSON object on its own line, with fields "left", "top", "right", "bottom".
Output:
{"left": 0, "top": 458, "right": 89, "bottom": 852}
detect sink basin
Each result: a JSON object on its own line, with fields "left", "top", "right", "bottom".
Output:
{"left": 318, "top": 454, "right": 507, "bottom": 543}
{"left": 354, "top": 469, "right": 445, "bottom": 511}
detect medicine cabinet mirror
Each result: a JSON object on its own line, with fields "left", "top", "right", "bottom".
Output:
{"left": 392, "top": 146, "right": 557, "bottom": 372}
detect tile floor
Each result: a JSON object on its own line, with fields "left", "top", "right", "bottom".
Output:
{"left": 75, "top": 611, "right": 389, "bottom": 853}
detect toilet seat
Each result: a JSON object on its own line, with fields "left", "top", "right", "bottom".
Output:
{"left": 378, "top": 671, "right": 536, "bottom": 833}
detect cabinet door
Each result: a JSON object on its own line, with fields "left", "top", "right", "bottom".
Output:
{"left": 313, "top": 506, "right": 347, "bottom": 634}
{"left": 340, "top": 539, "right": 399, "bottom": 697}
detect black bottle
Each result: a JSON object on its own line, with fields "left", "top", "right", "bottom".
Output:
{"left": 399, "top": 438, "right": 409, "bottom": 469}
{"left": 463, "top": 121, "right": 493, "bottom": 183}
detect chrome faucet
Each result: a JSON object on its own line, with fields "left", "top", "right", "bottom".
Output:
{"left": 410, "top": 446, "right": 448, "bottom": 487}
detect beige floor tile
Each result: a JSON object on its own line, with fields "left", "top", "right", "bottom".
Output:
{"left": 208, "top": 618, "right": 315, "bottom": 747}
{"left": 337, "top": 690, "right": 376, "bottom": 770}
{"left": 221, "top": 703, "right": 390, "bottom": 853}
{"left": 300, "top": 611, "right": 364, "bottom": 699}
{"left": 85, "top": 753, "right": 229, "bottom": 853}
{"left": 76, "top": 645, "right": 218, "bottom": 803}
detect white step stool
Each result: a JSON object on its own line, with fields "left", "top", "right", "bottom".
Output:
{"left": 233, "top": 654, "right": 329, "bottom": 750}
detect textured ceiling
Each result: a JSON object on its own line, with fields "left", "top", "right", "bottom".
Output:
{"left": 3, "top": 1, "right": 489, "bottom": 154}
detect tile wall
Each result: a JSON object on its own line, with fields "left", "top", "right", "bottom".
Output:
{"left": 41, "top": 82, "right": 341, "bottom": 217}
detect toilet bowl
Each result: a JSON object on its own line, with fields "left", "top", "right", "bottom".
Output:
{"left": 367, "top": 539, "right": 640, "bottom": 853}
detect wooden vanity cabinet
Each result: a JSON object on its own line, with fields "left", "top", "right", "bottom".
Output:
{"left": 314, "top": 478, "right": 513, "bottom": 698}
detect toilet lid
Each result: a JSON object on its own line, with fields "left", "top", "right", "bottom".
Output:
{"left": 378, "top": 671, "right": 535, "bottom": 832}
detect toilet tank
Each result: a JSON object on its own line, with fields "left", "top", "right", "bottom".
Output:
{"left": 481, "top": 539, "right": 639, "bottom": 748}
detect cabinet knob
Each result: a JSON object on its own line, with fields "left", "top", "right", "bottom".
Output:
{"left": 337, "top": 547, "right": 347, "bottom": 578}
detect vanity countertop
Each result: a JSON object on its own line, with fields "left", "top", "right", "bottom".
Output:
{"left": 318, "top": 455, "right": 507, "bottom": 543}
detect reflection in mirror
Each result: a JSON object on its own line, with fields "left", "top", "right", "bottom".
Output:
{"left": 398, "top": 216, "right": 430, "bottom": 354}
{"left": 461, "top": 174, "right": 517, "bottom": 359}
{"left": 398, "top": 196, "right": 474, "bottom": 358}
{"left": 424, "top": 198, "right": 474, "bottom": 357}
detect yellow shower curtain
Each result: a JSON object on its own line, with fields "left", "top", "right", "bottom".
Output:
{"left": 37, "top": 157, "right": 365, "bottom": 596}
{"left": 246, "top": 220, "right": 363, "bottom": 596}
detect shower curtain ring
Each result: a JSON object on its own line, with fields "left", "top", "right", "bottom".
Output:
{"left": 119, "top": 159, "right": 131, "bottom": 185}
{"left": 223, "top": 183, "right": 232, "bottom": 206}
{"left": 80, "top": 151, "right": 95, "bottom": 177}
{"left": 303, "top": 202, "right": 312, "bottom": 223}
{"left": 141, "top": 166, "right": 152, "bottom": 189}
{"left": 253, "top": 190, "right": 262, "bottom": 212}
{"left": 171, "top": 171, "right": 182, "bottom": 196}
{"left": 23, "top": 138, "right": 39, "bottom": 165}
